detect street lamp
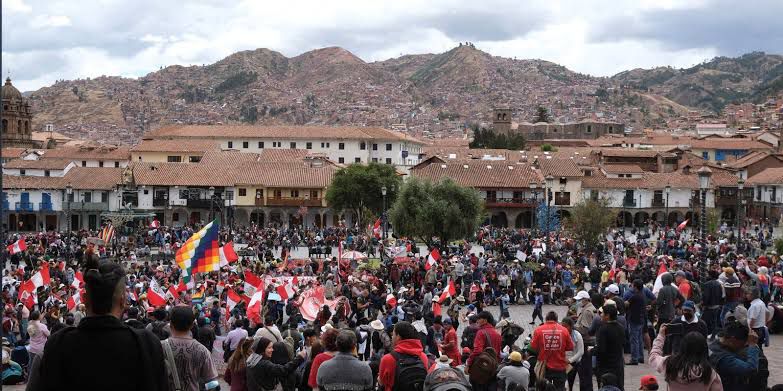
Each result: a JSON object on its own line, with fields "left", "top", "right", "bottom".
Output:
{"left": 545, "top": 175, "right": 554, "bottom": 236}
{"left": 208, "top": 186, "right": 215, "bottom": 222}
{"left": 65, "top": 184, "right": 73, "bottom": 264}
{"left": 665, "top": 185, "right": 671, "bottom": 227}
{"left": 381, "top": 185, "right": 387, "bottom": 240}
{"left": 737, "top": 178, "right": 744, "bottom": 235}
{"left": 529, "top": 181, "right": 537, "bottom": 230}
{"left": 697, "top": 166, "right": 712, "bottom": 284}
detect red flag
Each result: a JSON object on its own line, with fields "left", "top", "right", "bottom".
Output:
{"left": 276, "top": 283, "right": 296, "bottom": 301}
{"left": 226, "top": 289, "right": 241, "bottom": 320}
{"left": 243, "top": 271, "right": 263, "bottom": 296}
{"left": 425, "top": 248, "right": 441, "bottom": 270}
{"left": 18, "top": 280, "right": 36, "bottom": 309}
{"left": 219, "top": 242, "right": 239, "bottom": 267}
{"left": 177, "top": 279, "right": 188, "bottom": 293}
{"left": 147, "top": 279, "right": 166, "bottom": 307}
{"left": 676, "top": 219, "right": 688, "bottom": 232}
{"left": 657, "top": 261, "right": 668, "bottom": 276}
{"left": 71, "top": 271, "right": 84, "bottom": 290}
{"left": 167, "top": 285, "right": 180, "bottom": 300}
{"left": 432, "top": 301, "right": 442, "bottom": 317}
{"left": 7, "top": 238, "right": 27, "bottom": 254}
{"left": 67, "top": 289, "right": 84, "bottom": 311}
{"left": 31, "top": 263, "right": 51, "bottom": 288}
{"left": 372, "top": 218, "right": 381, "bottom": 239}
{"left": 246, "top": 290, "right": 265, "bottom": 325}
{"left": 439, "top": 280, "right": 458, "bottom": 303}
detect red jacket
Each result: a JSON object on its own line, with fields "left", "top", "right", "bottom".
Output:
{"left": 531, "top": 321, "right": 574, "bottom": 371}
{"left": 467, "top": 323, "right": 502, "bottom": 367}
{"left": 379, "top": 339, "right": 431, "bottom": 391}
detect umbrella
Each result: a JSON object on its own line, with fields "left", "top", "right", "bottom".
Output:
{"left": 340, "top": 250, "right": 367, "bottom": 260}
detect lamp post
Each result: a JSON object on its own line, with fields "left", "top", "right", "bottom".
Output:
{"left": 737, "top": 178, "right": 744, "bottom": 236}
{"left": 529, "top": 181, "right": 537, "bottom": 230}
{"left": 381, "top": 185, "right": 387, "bottom": 240}
{"left": 697, "top": 166, "right": 712, "bottom": 284}
{"left": 65, "top": 184, "right": 73, "bottom": 264}
{"left": 208, "top": 186, "right": 215, "bottom": 222}
{"left": 665, "top": 185, "right": 671, "bottom": 228}
{"left": 545, "top": 175, "right": 554, "bottom": 236}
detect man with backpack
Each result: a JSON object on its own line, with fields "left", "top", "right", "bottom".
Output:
{"left": 466, "top": 311, "right": 502, "bottom": 391}
{"left": 378, "top": 321, "right": 431, "bottom": 391}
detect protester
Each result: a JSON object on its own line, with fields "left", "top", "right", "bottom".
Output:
{"left": 247, "top": 337, "right": 306, "bottom": 391}
{"left": 561, "top": 317, "right": 584, "bottom": 391}
{"left": 439, "top": 318, "right": 461, "bottom": 367}
{"left": 662, "top": 301, "right": 708, "bottom": 355}
{"left": 649, "top": 325, "right": 722, "bottom": 391}
{"left": 596, "top": 304, "right": 625, "bottom": 390}
{"left": 163, "top": 305, "right": 219, "bottom": 391}
{"left": 638, "top": 375, "right": 659, "bottom": 391}
{"left": 531, "top": 311, "right": 574, "bottom": 390}
{"left": 497, "top": 351, "right": 530, "bottom": 391}
{"left": 225, "top": 338, "right": 254, "bottom": 391}
{"left": 316, "top": 330, "right": 373, "bottom": 391}
{"left": 307, "top": 327, "right": 339, "bottom": 391}
{"left": 378, "top": 321, "right": 430, "bottom": 391}
{"left": 709, "top": 321, "right": 761, "bottom": 391}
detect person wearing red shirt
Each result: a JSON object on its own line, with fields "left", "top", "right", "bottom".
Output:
{"left": 438, "top": 318, "right": 461, "bottom": 367}
{"left": 531, "top": 311, "right": 574, "bottom": 390}
{"left": 466, "top": 311, "right": 502, "bottom": 368}
{"left": 378, "top": 321, "right": 431, "bottom": 391}
{"left": 307, "top": 327, "right": 338, "bottom": 390}
{"left": 675, "top": 271, "right": 691, "bottom": 300}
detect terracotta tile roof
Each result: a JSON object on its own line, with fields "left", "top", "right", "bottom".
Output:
{"left": 130, "top": 139, "right": 220, "bottom": 153}
{"left": 689, "top": 139, "right": 771, "bottom": 150}
{"left": 728, "top": 151, "right": 783, "bottom": 169}
{"left": 423, "top": 146, "right": 525, "bottom": 161}
{"left": 62, "top": 167, "right": 124, "bottom": 190}
{"left": 537, "top": 158, "right": 583, "bottom": 177}
{"left": 2, "top": 175, "right": 63, "bottom": 189}
{"left": 233, "top": 162, "right": 336, "bottom": 188}
{"left": 582, "top": 169, "right": 718, "bottom": 190}
{"left": 1, "top": 148, "right": 29, "bottom": 159}
{"left": 602, "top": 164, "right": 644, "bottom": 174}
{"left": 146, "top": 125, "right": 424, "bottom": 144}
{"left": 3, "top": 158, "right": 72, "bottom": 170}
{"left": 746, "top": 167, "right": 783, "bottom": 185}
{"left": 710, "top": 170, "right": 743, "bottom": 187}
{"left": 132, "top": 162, "right": 235, "bottom": 187}
{"left": 41, "top": 145, "right": 131, "bottom": 160}
{"left": 198, "top": 150, "right": 262, "bottom": 166}
{"left": 411, "top": 160, "right": 542, "bottom": 188}
{"left": 600, "top": 149, "right": 660, "bottom": 158}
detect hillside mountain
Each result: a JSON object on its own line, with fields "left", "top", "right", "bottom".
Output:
{"left": 24, "top": 46, "right": 782, "bottom": 144}
{"left": 611, "top": 51, "right": 783, "bottom": 112}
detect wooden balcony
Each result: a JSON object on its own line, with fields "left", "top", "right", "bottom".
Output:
{"left": 484, "top": 197, "right": 537, "bottom": 208}
{"left": 265, "top": 197, "right": 322, "bottom": 207}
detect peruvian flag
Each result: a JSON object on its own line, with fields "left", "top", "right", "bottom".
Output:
{"left": 18, "top": 280, "right": 36, "bottom": 309}
{"left": 147, "top": 279, "right": 167, "bottom": 307}
{"left": 425, "top": 248, "right": 441, "bottom": 270}
{"left": 246, "top": 290, "right": 265, "bottom": 325}
{"left": 167, "top": 285, "right": 180, "bottom": 301}
{"left": 371, "top": 218, "right": 381, "bottom": 239}
{"left": 218, "top": 242, "right": 239, "bottom": 267}
{"left": 71, "top": 271, "right": 84, "bottom": 290}
{"left": 244, "top": 270, "right": 263, "bottom": 297}
{"left": 386, "top": 293, "right": 398, "bottom": 308}
{"left": 7, "top": 238, "right": 27, "bottom": 254}
{"left": 439, "top": 280, "right": 457, "bottom": 303}
{"left": 30, "top": 263, "right": 51, "bottom": 289}
{"left": 67, "top": 290, "right": 84, "bottom": 311}
{"left": 176, "top": 278, "right": 189, "bottom": 293}
{"left": 432, "top": 300, "right": 442, "bottom": 318}
{"left": 276, "top": 283, "right": 296, "bottom": 301}
{"left": 149, "top": 219, "right": 161, "bottom": 229}
{"left": 676, "top": 219, "right": 688, "bottom": 232}
{"left": 226, "top": 289, "right": 241, "bottom": 320}
{"left": 657, "top": 261, "right": 668, "bottom": 276}
{"left": 127, "top": 289, "right": 138, "bottom": 303}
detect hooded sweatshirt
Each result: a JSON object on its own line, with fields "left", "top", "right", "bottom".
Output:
{"left": 649, "top": 329, "right": 723, "bottom": 391}
{"left": 378, "top": 339, "right": 430, "bottom": 391}
{"left": 708, "top": 339, "right": 760, "bottom": 391}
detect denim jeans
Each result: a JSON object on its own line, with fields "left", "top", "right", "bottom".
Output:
{"left": 629, "top": 322, "right": 644, "bottom": 363}
{"left": 702, "top": 307, "right": 721, "bottom": 338}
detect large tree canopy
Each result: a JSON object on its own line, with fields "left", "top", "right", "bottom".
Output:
{"left": 325, "top": 163, "right": 401, "bottom": 228}
{"left": 565, "top": 198, "right": 615, "bottom": 253}
{"left": 388, "top": 177, "right": 483, "bottom": 245}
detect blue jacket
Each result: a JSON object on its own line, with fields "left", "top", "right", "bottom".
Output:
{"left": 708, "top": 340, "right": 759, "bottom": 391}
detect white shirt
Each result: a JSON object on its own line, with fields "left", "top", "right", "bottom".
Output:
{"left": 747, "top": 298, "right": 767, "bottom": 329}
{"left": 566, "top": 330, "right": 584, "bottom": 364}
{"left": 226, "top": 327, "right": 249, "bottom": 350}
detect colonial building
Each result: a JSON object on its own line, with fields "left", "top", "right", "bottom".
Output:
{"left": 745, "top": 167, "right": 783, "bottom": 223}
{"left": 1, "top": 78, "right": 38, "bottom": 148}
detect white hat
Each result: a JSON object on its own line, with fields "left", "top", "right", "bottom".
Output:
{"left": 605, "top": 284, "right": 620, "bottom": 295}
{"left": 370, "top": 319, "right": 385, "bottom": 331}
{"left": 574, "top": 291, "right": 590, "bottom": 301}
{"left": 436, "top": 354, "right": 453, "bottom": 364}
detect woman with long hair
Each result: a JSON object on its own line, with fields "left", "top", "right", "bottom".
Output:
{"left": 247, "top": 337, "right": 305, "bottom": 391}
{"left": 650, "top": 327, "right": 723, "bottom": 390}
{"left": 307, "top": 328, "right": 339, "bottom": 391}
{"left": 271, "top": 341, "right": 296, "bottom": 391}
{"left": 225, "top": 338, "right": 253, "bottom": 391}
{"left": 300, "top": 341, "right": 324, "bottom": 391}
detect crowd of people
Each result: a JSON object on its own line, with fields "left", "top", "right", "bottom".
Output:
{"left": 1, "top": 219, "right": 782, "bottom": 391}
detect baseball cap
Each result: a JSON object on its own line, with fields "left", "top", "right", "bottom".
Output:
{"left": 574, "top": 291, "right": 590, "bottom": 301}
{"left": 682, "top": 301, "right": 696, "bottom": 311}
{"left": 604, "top": 284, "right": 620, "bottom": 295}
{"left": 509, "top": 351, "right": 522, "bottom": 363}
{"left": 639, "top": 375, "right": 658, "bottom": 390}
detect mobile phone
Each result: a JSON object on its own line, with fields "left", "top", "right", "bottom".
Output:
{"left": 666, "top": 323, "right": 684, "bottom": 336}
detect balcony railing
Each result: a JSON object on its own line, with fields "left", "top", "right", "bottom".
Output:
{"left": 15, "top": 202, "right": 34, "bottom": 212}
{"left": 67, "top": 201, "right": 110, "bottom": 211}
{"left": 266, "top": 197, "right": 322, "bottom": 207}
{"left": 39, "top": 202, "right": 53, "bottom": 211}
{"left": 622, "top": 199, "right": 637, "bottom": 207}
{"left": 715, "top": 196, "right": 738, "bottom": 207}
{"left": 652, "top": 199, "right": 665, "bottom": 208}
{"left": 186, "top": 198, "right": 221, "bottom": 209}
{"left": 484, "top": 197, "right": 538, "bottom": 208}
{"left": 152, "top": 198, "right": 168, "bottom": 207}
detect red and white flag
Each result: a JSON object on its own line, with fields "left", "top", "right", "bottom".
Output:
{"left": 218, "top": 242, "right": 239, "bottom": 267}
{"left": 30, "top": 263, "right": 51, "bottom": 289}
{"left": 226, "top": 289, "right": 241, "bottom": 320}
{"left": 425, "top": 248, "right": 441, "bottom": 270}
{"left": 147, "top": 279, "right": 167, "bottom": 307}
{"left": 244, "top": 270, "right": 263, "bottom": 297}
{"left": 439, "top": 280, "right": 457, "bottom": 303}
{"left": 166, "top": 285, "right": 180, "bottom": 301}
{"left": 676, "top": 219, "right": 688, "bottom": 232}
{"left": 276, "top": 283, "right": 296, "bottom": 301}
{"left": 371, "top": 218, "right": 381, "bottom": 239}
{"left": 67, "top": 290, "right": 84, "bottom": 311}
{"left": 149, "top": 219, "right": 161, "bottom": 229}
{"left": 386, "top": 294, "right": 398, "bottom": 308}
{"left": 246, "top": 290, "right": 265, "bottom": 325}
{"left": 7, "top": 238, "right": 27, "bottom": 254}
{"left": 18, "top": 280, "right": 36, "bottom": 309}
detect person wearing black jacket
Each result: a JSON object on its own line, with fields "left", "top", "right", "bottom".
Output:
{"left": 32, "top": 252, "right": 168, "bottom": 391}
{"left": 701, "top": 270, "right": 723, "bottom": 339}
{"left": 596, "top": 304, "right": 625, "bottom": 390}
{"left": 124, "top": 307, "right": 146, "bottom": 329}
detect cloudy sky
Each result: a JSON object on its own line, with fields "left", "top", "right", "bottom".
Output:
{"left": 3, "top": 0, "right": 782, "bottom": 91}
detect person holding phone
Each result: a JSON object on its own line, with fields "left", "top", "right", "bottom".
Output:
{"left": 649, "top": 324, "right": 722, "bottom": 390}
{"left": 709, "top": 321, "right": 761, "bottom": 391}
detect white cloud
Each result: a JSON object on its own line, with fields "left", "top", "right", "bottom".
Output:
{"left": 1, "top": 0, "right": 780, "bottom": 91}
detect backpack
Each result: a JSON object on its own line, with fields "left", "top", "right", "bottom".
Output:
{"left": 467, "top": 331, "right": 498, "bottom": 385}
{"left": 424, "top": 366, "right": 472, "bottom": 391}
{"left": 151, "top": 321, "right": 170, "bottom": 341}
{"left": 391, "top": 351, "right": 428, "bottom": 391}
{"left": 688, "top": 280, "right": 702, "bottom": 305}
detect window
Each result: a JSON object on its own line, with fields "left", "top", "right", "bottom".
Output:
{"left": 114, "top": 162, "right": 120, "bottom": 168}
{"left": 288, "top": 190, "right": 298, "bottom": 198}
{"left": 586, "top": 125, "right": 592, "bottom": 133}
{"left": 82, "top": 161, "right": 87, "bottom": 167}
{"left": 757, "top": 188, "right": 762, "bottom": 200}
{"left": 167, "top": 156, "right": 182, "bottom": 162}
{"left": 338, "top": 157, "right": 345, "bottom": 164}
{"left": 555, "top": 192, "right": 571, "bottom": 206}
{"left": 339, "top": 143, "right": 345, "bottom": 150}
{"left": 67, "top": 192, "right": 74, "bottom": 202}
{"left": 273, "top": 142, "right": 282, "bottom": 148}
{"left": 311, "top": 190, "right": 318, "bottom": 199}
{"left": 228, "top": 141, "right": 233, "bottom": 148}
{"left": 274, "top": 190, "right": 282, "bottom": 198}
{"left": 486, "top": 190, "right": 497, "bottom": 202}
{"left": 99, "top": 161, "right": 104, "bottom": 167}
{"left": 243, "top": 141, "right": 249, "bottom": 149}
{"left": 609, "top": 126, "right": 614, "bottom": 133}
{"left": 355, "top": 157, "right": 361, "bottom": 163}
{"left": 360, "top": 142, "right": 366, "bottom": 150}
{"left": 143, "top": 189, "right": 149, "bottom": 195}
{"left": 702, "top": 151, "right": 709, "bottom": 160}
{"left": 321, "top": 142, "right": 330, "bottom": 148}
{"left": 385, "top": 158, "right": 392, "bottom": 164}
{"left": 290, "top": 142, "right": 297, "bottom": 149}
{"left": 559, "top": 177, "right": 567, "bottom": 185}
{"left": 189, "top": 156, "right": 201, "bottom": 163}
{"left": 225, "top": 190, "right": 234, "bottom": 200}
{"left": 238, "top": 188, "right": 247, "bottom": 197}
{"left": 386, "top": 143, "right": 392, "bottom": 151}
{"left": 83, "top": 192, "right": 92, "bottom": 202}
{"left": 255, "top": 189, "right": 263, "bottom": 199}
{"left": 372, "top": 158, "right": 378, "bottom": 163}
{"left": 101, "top": 192, "right": 108, "bottom": 202}
{"left": 258, "top": 142, "right": 264, "bottom": 148}
{"left": 19, "top": 169, "right": 25, "bottom": 176}
{"left": 44, "top": 170, "right": 50, "bottom": 177}
{"left": 306, "top": 142, "right": 312, "bottom": 149}
{"left": 173, "top": 213, "right": 179, "bottom": 222}
{"left": 179, "top": 189, "right": 189, "bottom": 199}
{"left": 372, "top": 143, "right": 378, "bottom": 151}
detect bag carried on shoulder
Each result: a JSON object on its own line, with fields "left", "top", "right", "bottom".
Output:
{"left": 467, "top": 331, "right": 498, "bottom": 385}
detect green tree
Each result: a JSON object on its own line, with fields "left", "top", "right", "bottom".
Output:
{"left": 541, "top": 144, "right": 557, "bottom": 152}
{"left": 325, "top": 163, "right": 401, "bottom": 230}
{"left": 534, "top": 106, "right": 551, "bottom": 123}
{"left": 469, "top": 124, "right": 525, "bottom": 150}
{"left": 388, "top": 177, "right": 483, "bottom": 246}
{"left": 565, "top": 198, "right": 615, "bottom": 253}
